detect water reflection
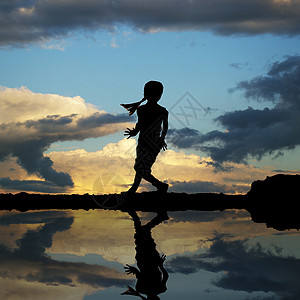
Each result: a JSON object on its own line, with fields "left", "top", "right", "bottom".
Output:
{"left": 0, "top": 209, "right": 299, "bottom": 299}
{"left": 122, "top": 211, "right": 169, "bottom": 300}
{"left": 0, "top": 210, "right": 131, "bottom": 300}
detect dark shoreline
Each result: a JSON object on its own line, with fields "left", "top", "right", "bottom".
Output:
{"left": 0, "top": 174, "right": 299, "bottom": 231}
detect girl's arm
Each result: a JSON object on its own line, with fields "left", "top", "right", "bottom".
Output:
{"left": 159, "top": 111, "right": 168, "bottom": 150}
{"left": 158, "top": 254, "right": 169, "bottom": 285}
{"left": 124, "top": 108, "right": 141, "bottom": 139}
{"left": 161, "top": 111, "right": 169, "bottom": 141}
{"left": 160, "top": 266, "right": 169, "bottom": 285}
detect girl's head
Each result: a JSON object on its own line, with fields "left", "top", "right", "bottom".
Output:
{"left": 144, "top": 81, "right": 163, "bottom": 102}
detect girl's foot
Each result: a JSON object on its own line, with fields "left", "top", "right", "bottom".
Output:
{"left": 157, "top": 211, "right": 169, "bottom": 221}
{"left": 156, "top": 182, "right": 169, "bottom": 193}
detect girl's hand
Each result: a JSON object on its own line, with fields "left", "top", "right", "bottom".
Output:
{"left": 124, "top": 128, "right": 138, "bottom": 139}
{"left": 124, "top": 264, "right": 138, "bottom": 275}
{"left": 159, "top": 139, "right": 168, "bottom": 151}
{"left": 159, "top": 254, "right": 166, "bottom": 264}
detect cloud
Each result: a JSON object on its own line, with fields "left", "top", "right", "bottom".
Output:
{"left": 0, "top": 86, "right": 133, "bottom": 193}
{"left": 43, "top": 139, "right": 270, "bottom": 195}
{"left": 230, "top": 62, "right": 249, "bottom": 70}
{"left": 169, "top": 180, "right": 235, "bottom": 193}
{"left": 167, "top": 235, "right": 300, "bottom": 299}
{"left": 168, "top": 55, "right": 300, "bottom": 165}
{"left": 0, "top": 131, "right": 271, "bottom": 195}
{"left": 1, "top": 0, "right": 300, "bottom": 46}
{"left": 0, "top": 178, "right": 69, "bottom": 193}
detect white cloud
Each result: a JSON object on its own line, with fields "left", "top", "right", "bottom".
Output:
{"left": 46, "top": 138, "right": 271, "bottom": 194}
{"left": 0, "top": 86, "right": 98, "bottom": 123}
{"left": 0, "top": 86, "right": 133, "bottom": 192}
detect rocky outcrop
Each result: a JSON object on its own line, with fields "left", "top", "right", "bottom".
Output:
{"left": 245, "top": 174, "right": 299, "bottom": 230}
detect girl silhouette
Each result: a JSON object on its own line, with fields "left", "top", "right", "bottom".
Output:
{"left": 121, "top": 81, "right": 169, "bottom": 195}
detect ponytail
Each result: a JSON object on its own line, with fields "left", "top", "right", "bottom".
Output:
{"left": 121, "top": 98, "right": 146, "bottom": 116}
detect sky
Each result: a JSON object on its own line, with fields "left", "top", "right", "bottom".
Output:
{"left": 1, "top": 0, "right": 300, "bottom": 194}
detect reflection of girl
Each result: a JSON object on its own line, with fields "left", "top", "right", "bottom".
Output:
{"left": 122, "top": 211, "right": 169, "bottom": 300}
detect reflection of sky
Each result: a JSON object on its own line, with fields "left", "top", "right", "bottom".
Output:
{"left": 0, "top": 209, "right": 299, "bottom": 300}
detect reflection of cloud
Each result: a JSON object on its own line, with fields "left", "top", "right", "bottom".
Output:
{"left": 1, "top": 0, "right": 300, "bottom": 46}
{"left": 0, "top": 86, "right": 133, "bottom": 193}
{"left": 0, "top": 210, "right": 70, "bottom": 226}
{"left": 46, "top": 210, "right": 277, "bottom": 266}
{"left": 49, "top": 210, "right": 137, "bottom": 265}
{"left": 0, "top": 278, "right": 95, "bottom": 300}
{"left": 167, "top": 235, "right": 300, "bottom": 299}
{"left": 168, "top": 56, "right": 300, "bottom": 165}
{"left": 0, "top": 211, "right": 131, "bottom": 300}
{"left": 15, "top": 215, "right": 74, "bottom": 259}
{"left": 168, "top": 210, "right": 250, "bottom": 223}
{"left": 1, "top": 210, "right": 294, "bottom": 299}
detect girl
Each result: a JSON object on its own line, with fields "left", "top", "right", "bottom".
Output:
{"left": 121, "top": 81, "right": 169, "bottom": 194}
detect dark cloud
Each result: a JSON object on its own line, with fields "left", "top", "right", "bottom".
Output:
{"left": 0, "top": 178, "right": 69, "bottom": 193}
{"left": 168, "top": 55, "right": 300, "bottom": 165}
{"left": 0, "top": 211, "right": 131, "bottom": 289}
{"left": 167, "top": 235, "right": 300, "bottom": 299}
{"left": 230, "top": 62, "right": 249, "bottom": 70}
{"left": 13, "top": 139, "right": 74, "bottom": 188}
{"left": 169, "top": 179, "right": 235, "bottom": 193}
{"left": 1, "top": 0, "right": 300, "bottom": 46}
{"left": 0, "top": 112, "right": 132, "bottom": 193}
{"left": 167, "top": 128, "right": 202, "bottom": 149}
{"left": 77, "top": 112, "right": 132, "bottom": 129}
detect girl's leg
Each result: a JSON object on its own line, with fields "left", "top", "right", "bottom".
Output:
{"left": 128, "top": 172, "right": 142, "bottom": 193}
{"left": 128, "top": 210, "right": 142, "bottom": 229}
{"left": 144, "top": 212, "right": 169, "bottom": 230}
{"left": 144, "top": 173, "right": 168, "bottom": 192}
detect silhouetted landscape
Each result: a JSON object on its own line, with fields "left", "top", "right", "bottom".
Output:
{"left": 0, "top": 174, "right": 299, "bottom": 231}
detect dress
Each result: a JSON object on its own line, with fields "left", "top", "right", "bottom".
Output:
{"left": 134, "top": 103, "right": 168, "bottom": 177}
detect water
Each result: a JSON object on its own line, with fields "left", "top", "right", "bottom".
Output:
{"left": 0, "top": 208, "right": 299, "bottom": 300}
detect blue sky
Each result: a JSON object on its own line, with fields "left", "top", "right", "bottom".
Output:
{"left": 2, "top": 30, "right": 299, "bottom": 110}
{"left": 0, "top": 0, "right": 300, "bottom": 194}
